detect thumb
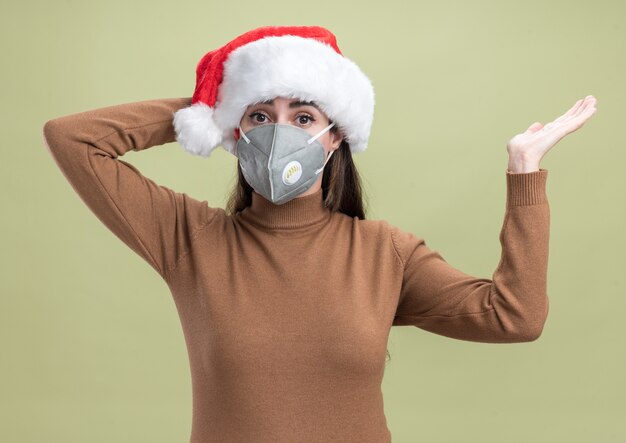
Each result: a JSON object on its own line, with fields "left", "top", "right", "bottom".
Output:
{"left": 526, "top": 122, "right": 544, "bottom": 133}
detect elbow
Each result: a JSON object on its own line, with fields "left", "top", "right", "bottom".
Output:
{"left": 515, "top": 323, "right": 546, "bottom": 342}
{"left": 42, "top": 118, "right": 78, "bottom": 174}
{"left": 514, "top": 297, "right": 550, "bottom": 343}
{"left": 43, "top": 116, "right": 78, "bottom": 148}
{"left": 42, "top": 119, "right": 63, "bottom": 153}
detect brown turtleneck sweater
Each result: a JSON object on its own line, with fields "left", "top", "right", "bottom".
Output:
{"left": 42, "top": 97, "right": 550, "bottom": 443}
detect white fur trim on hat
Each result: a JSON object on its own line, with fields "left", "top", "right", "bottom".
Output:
{"left": 172, "top": 102, "right": 224, "bottom": 158}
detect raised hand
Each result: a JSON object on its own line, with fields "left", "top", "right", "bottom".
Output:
{"left": 506, "top": 95, "right": 598, "bottom": 173}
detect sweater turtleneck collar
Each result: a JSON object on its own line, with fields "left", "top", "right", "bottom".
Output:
{"left": 238, "top": 187, "right": 332, "bottom": 230}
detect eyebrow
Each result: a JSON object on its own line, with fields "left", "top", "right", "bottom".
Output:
{"left": 258, "top": 98, "right": 322, "bottom": 112}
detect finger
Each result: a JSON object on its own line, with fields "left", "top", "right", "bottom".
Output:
{"left": 572, "top": 96, "right": 596, "bottom": 119}
{"left": 554, "top": 98, "right": 584, "bottom": 123}
{"left": 565, "top": 98, "right": 585, "bottom": 117}
{"left": 554, "top": 101, "right": 597, "bottom": 135}
{"left": 555, "top": 96, "right": 596, "bottom": 127}
{"left": 576, "top": 102, "right": 598, "bottom": 123}
{"left": 572, "top": 99, "right": 590, "bottom": 119}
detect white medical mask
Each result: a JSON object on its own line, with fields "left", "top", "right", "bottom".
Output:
{"left": 235, "top": 122, "right": 336, "bottom": 205}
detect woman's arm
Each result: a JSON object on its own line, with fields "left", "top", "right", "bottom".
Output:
{"left": 391, "top": 95, "right": 597, "bottom": 343}
{"left": 42, "top": 97, "right": 223, "bottom": 283}
{"left": 391, "top": 169, "right": 549, "bottom": 343}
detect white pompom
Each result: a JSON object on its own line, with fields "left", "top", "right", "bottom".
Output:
{"left": 173, "top": 102, "right": 223, "bottom": 158}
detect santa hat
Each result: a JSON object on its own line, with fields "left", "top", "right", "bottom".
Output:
{"left": 172, "top": 25, "right": 375, "bottom": 158}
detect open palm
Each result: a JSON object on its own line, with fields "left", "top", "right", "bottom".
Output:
{"left": 507, "top": 95, "right": 598, "bottom": 165}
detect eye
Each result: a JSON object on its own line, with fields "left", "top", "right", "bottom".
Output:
{"left": 296, "top": 113, "right": 315, "bottom": 125}
{"left": 249, "top": 111, "right": 270, "bottom": 124}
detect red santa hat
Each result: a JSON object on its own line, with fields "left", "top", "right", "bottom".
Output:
{"left": 172, "top": 25, "right": 375, "bottom": 158}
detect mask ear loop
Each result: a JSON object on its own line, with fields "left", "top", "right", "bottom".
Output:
{"left": 315, "top": 150, "right": 335, "bottom": 175}
{"left": 238, "top": 125, "right": 251, "bottom": 144}
{"left": 310, "top": 122, "right": 338, "bottom": 175}
{"left": 307, "top": 121, "right": 336, "bottom": 144}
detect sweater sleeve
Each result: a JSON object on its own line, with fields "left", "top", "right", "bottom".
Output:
{"left": 42, "top": 97, "right": 223, "bottom": 283}
{"left": 391, "top": 169, "right": 550, "bottom": 343}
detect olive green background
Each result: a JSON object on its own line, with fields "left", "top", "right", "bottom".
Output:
{"left": 2, "top": 0, "right": 623, "bottom": 442}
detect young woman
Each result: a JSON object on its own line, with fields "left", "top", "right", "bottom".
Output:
{"left": 42, "top": 25, "right": 597, "bottom": 443}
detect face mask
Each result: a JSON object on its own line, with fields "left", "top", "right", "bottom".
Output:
{"left": 235, "top": 121, "right": 336, "bottom": 205}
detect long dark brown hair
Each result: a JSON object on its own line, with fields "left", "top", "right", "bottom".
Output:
{"left": 225, "top": 123, "right": 392, "bottom": 365}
